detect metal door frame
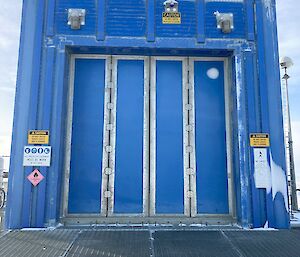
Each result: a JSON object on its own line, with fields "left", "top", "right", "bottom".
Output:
{"left": 61, "top": 54, "right": 235, "bottom": 222}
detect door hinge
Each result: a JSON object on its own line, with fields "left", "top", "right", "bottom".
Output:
{"left": 104, "top": 191, "right": 112, "bottom": 198}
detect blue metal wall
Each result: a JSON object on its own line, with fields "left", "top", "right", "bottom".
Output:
{"left": 106, "top": 0, "right": 146, "bottom": 37}
{"left": 5, "top": 0, "right": 290, "bottom": 229}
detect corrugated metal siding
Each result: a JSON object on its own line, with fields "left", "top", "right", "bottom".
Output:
{"left": 205, "top": 2, "right": 245, "bottom": 38}
{"left": 106, "top": 0, "right": 146, "bottom": 37}
{"left": 54, "top": 0, "right": 245, "bottom": 39}
{"left": 156, "top": 0, "right": 196, "bottom": 38}
{"left": 56, "top": 0, "right": 96, "bottom": 35}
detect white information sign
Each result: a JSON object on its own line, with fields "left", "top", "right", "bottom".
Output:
{"left": 254, "top": 148, "right": 269, "bottom": 188}
{"left": 23, "top": 146, "right": 52, "bottom": 167}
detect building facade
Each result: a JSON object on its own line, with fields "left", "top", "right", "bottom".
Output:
{"left": 6, "top": 0, "right": 290, "bottom": 229}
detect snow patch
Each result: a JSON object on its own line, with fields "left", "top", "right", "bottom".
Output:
{"left": 20, "top": 228, "right": 50, "bottom": 231}
{"left": 292, "top": 212, "right": 300, "bottom": 220}
{"left": 270, "top": 154, "right": 289, "bottom": 212}
{"left": 189, "top": 224, "right": 206, "bottom": 227}
{"left": 235, "top": 55, "right": 243, "bottom": 112}
{"left": 251, "top": 228, "right": 278, "bottom": 231}
{"left": 291, "top": 212, "right": 300, "bottom": 226}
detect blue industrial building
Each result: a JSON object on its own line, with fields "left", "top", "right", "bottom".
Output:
{"left": 6, "top": 0, "right": 290, "bottom": 229}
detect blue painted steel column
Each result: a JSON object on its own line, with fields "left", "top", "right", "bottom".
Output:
{"left": 46, "top": 0, "right": 55, "bottom": 37}
{"left": 97, "top": 0, "right": 105, "bottom": 40}
{"left": 255, "top": 0, "right": 289, "bottom": 228}
{"left": 234, "top": 50, "right": 252, "bottom": 228}
{"left": 44, "top": 46, "right": 67, "bottom": 224}
{"left": 255, "top": 1, "right": 275, "bottom": 228}
{"left": 147, "top": 0, "right": 155, "bottom": 41}
{"left": 245, "top": 49, "right": 268, "bottom": 228}
{"left": 246, "top": 0, "right": 255, "bottom": 41}
{"left": 266, "top": 0, "right": 289, "bottom": 229}
{"left": 196, "top": 0, "right": 205, "bottom": 43}
{"left": 5, "top": 0, "right": 45, "bottom": 229}
{"left": 35, "top": 46, "right": 56, "bottom": 227}
{"left": 21, "top": 0, "right": 47, "bottom": 228}
{"left": 35, "top": 0, "right": 56, "bottom": 226}
{"left": 29, "top": 0, "right": 47, "bottom": 228}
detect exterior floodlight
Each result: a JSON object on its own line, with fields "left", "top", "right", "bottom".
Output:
{"left": 280, "top": 56, "right": 294, "bottom": 69}
{"left": 214, "top": 11, "right": 234, "bottom": 34}
{"left": 68, "top": 9, "right": 86, "bottom": 30}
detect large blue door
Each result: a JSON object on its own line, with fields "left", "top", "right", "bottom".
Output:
{"left": 66, "top": 56, "right": 230, "bottom": 219}
{"left": 194, "top": 61, "right": 229, "bottom": 214}
{"left": 68, "top": 58, "right": 106, "bottom": 214}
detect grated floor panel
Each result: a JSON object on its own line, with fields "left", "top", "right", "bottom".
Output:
{"left": 0, "top": 229, "right": 78, "bottom": 257}
{"left": 65, "top": 231, "right": 151, "bottom": 257}
{"left": 153, "top": 231, "right": 241, "bottom": 257}
{"left": 224, "top": 230, "right": 300, "bottom": 257}
{"left": 0, "top": 228, "right": 300, "bottom": 257}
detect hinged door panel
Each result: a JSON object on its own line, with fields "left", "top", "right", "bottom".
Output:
{"left": 67, "top": 58, "right": 107, "bottom": 214}
{"left": 110, "top": 57, "right": 149, "bottom": 215}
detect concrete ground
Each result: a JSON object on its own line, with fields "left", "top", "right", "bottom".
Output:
{"left": 0, "top": 226, "right": 300, "bottom": 257}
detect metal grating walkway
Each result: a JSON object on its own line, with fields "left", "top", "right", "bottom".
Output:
{"left": 153, "top": 231, "right": 241, "bottom": 257}
{"left": 66, "top": 231, "right": 151, "bottom": 257}
{"left": 0, "top": 228, "right": 300, "bottom": 257}
{"left": 0, "top": 229, "right": 78, "bottom": 257}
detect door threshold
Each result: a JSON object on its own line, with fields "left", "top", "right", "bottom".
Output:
{"left": 61, "top": 215, "right": 237, "bottom": 227}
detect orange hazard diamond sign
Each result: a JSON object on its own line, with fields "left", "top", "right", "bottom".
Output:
{"left": 27, "top": 169, "right": 44, "bottom": 186}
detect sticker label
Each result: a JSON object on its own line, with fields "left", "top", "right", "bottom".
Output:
{"left": 23, "top": 146, "right": 52, "bottom": 167}
{"left": 250, "top": 133, "right": 270, "bottom": 147}
{"left": 27, "top": 169, "right": 44, "bottom": 186}
{"left": 254, "top": 148, "right": 269, "bottom": 188}
{"left": 162, "top": 12, "right": 181, "bottom": 24}
{"left": 28, "top": 130, "right": 49, "bottom": 144}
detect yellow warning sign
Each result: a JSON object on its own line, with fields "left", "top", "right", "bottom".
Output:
{"left": 28, "top": 130, "right": 49, "bottom": 145}
{"left": 250, "top": 133, "right": 270, "bottom": 147}
{"left": 162, "top": 12, "right": 181, "bottom": 24}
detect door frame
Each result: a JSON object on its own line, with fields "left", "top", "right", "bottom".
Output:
{"left": 61, "top": 54, "right": 235, "bottom": 222}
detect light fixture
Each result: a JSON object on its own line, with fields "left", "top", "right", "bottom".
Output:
{"left": 214, "top": 11, "right": 234, "bottom": 34}
{"left": 280, "top": 56, "right": 294, "bottom": 69}
{"left": 67, "top": 9, "right": 86, "bottom": 30}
